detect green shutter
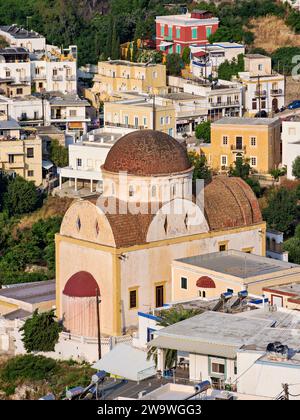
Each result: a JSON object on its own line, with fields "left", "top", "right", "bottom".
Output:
{"left": 176, "top": 28, "right": 180, "bottom": 38}
{"left": 192, "top": 28, "right": 197, "bottom": 39}
{"left": 161, "top": 25, "right": 164, "bottom": 36}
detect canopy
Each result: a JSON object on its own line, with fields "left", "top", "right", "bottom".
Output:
{"left": 159, "top": 41, "right": 173, "bottom": 48}
{"left": 42, "top": 160, "right": 54, "bottom": 170}
{"left": 92, "top": 343, "right": 156, "bottom": 382}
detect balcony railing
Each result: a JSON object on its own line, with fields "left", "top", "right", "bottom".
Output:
{"left": 52, "top": 75, "right": 63, "bottom": 81}
{"left": 19, "top": 76, "right": 31, "bottom": 83}
{"left": 270, "top": 88, "right": 283, "bottom": 96}
{"left": 32, "top": 74, "right": 47, "bottom": 80}
{"left": 66, "top": 75, "right": 76, "bottom": 81}
{"left": 210, "top": 101, "right": 240, "bottom": 108}
{"left": 254, "top": 90, "right": 267, "bottom": 97}
{"left": 105, "top": 121, "right": 145, "bottom": 130}
{"left": 231, "top": 145, "right": 246, "bottom": 153}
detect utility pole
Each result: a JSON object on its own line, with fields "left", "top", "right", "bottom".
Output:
{"left": 96, "top": 288, "right": 101, "bottom": 360}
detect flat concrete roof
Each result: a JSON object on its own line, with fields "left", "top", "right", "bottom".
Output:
{"left": 263, "top": 282, "right": 300, "bottom": 296}
{"left": 149, "top": 311, "right": 272, "bottom": 358}
{"left": 0, "top": 119, "right": 21, "bottom": 130}
{"left": 0, "top": 280, "right": 55, "bottom": 304}
{"left": 236, "top": 307, "right": 300, "bottom": 329}
{"left": 175, "top": 250, "right": 298, "bottom": 280}
{"left": 212, "top": 117, "right": 280, "bottom": 126}
{"left": 159, "top": 92, "right": 204, "bottom": 101}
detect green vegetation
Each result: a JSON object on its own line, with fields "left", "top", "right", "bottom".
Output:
{"left": 20, "top": 310, "right": 62, "bottom": 353}
{"left": 3, "top": 176, "right": 41, "bottom": 217}
{"left": 229, "top": 157, "right": 262, "bottom": 197}
{"left": 188, "top": 151, "right": 212, "bottom": 183}
{"left": 0, "top": 355, "right": 95, "bottom": 399}
{"left": 292, "top": 156, "right": 300, "bottom": 179}
{"left": 49, "top": 140, "right": 69, "bottom": 168}
{"left": 284, "top": 224, "right": 300, "bottom": 264}
{"left": 263, "top": 187, "right": 299, "bottom": 236}
{"left": 166, "top": 53, "right": 184, "bottom": 76}
{"left": 182, "top": 47, "right": 191, "bottom": 66}
{"left": 195, "top": 121, "right": 211, "bottom": 143}
{"left": 218, "top": 54, "right": 244, "bottom": 81}
{"left": 147, "top": 305, "right": 202, "bottom": 369}
{"left": 0, "top": 215, "right": 62, "bottom": 286}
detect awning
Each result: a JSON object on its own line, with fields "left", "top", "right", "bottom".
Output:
{"left": 159, "top": 41, "right": 173, "bottom": 48}
{"left": 193, "top": 51, "right": 207, "bottom": 58}
{"left": 92, "top": 343, "right": 156, "bottom": 382}
{"left": 42, "top": 160, "right": 54, "bottom": 170}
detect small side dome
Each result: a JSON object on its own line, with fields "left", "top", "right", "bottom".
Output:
{"left": 63, "top": 271, "right": 99, "bottom": 298}
{"left": 196, "top": 276, "right": 216, "bottom": 288}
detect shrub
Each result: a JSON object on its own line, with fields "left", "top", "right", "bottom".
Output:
{"left": 1, "top": 355, "right": 58, "bottom": 382}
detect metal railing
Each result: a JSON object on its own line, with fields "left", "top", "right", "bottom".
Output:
{"left": 254, "top": 90, "right": 267, "bottom": 97}
{"left": 270, "top": 88, "right": 283, "bottom": 96}
{"left": 230, "top": 144, "right": 246, "bottom": 152}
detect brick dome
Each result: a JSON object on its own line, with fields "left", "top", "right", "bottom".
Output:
{"left": 103, "top": 130, "right": 192, "bottom": 176}
{"left": 63, "top": 271, "right": 100, "bottom": 298}
{"left": 196, "top": 276, "right": 216, "bottom": 288}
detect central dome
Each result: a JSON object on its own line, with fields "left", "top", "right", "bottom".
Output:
{"left": 103, "top": 130, "right": 192, "bottom": 176}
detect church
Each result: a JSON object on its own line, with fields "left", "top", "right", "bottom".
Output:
{"left": 55, "top": 130, "right": 266, "bottom": 337}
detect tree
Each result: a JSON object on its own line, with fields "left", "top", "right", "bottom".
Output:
{"left": 132, "top": 39, "right": 138, "bottom": 62}
{"left": 166, "top": 53, "right": 183, "bottom": 76}
{"left": 284, "top": 224, "right": 300, "bottom": 264}
{"left": 218, "top": 54, "right": 244, "bottom": 81}
{"left": 292, "top": 156, "right": 300, "bottom": 179}
{"left": 195, "top": 121, "right": 211, "bottom": 143}
{"left": 229, "top": 157, "right": 251, "bottom": 180}
{"left": 3, "top": 176, "right": 40, "bottom": 217}
{"left": 182, "top": 47, "right": 191, "bottom": 66}
{"left": 147, "top": 306, "right": 202, "bottom": 370}
{"left": 262, "top": 187, "right": 298, "bottom": 235}
{"left": 49, "top": 139, "right": 69, "bottom": 168}
{"left": 270, "top": 167, "right": 286, "bottom": 182}
{"left": 245, "top": 177, "right": 262, "bottom": 197}
{"left": 20, "top": 309, "right": 62, "bottom": 353}
{"left": 126, "top": 43, "right": 132, "bottom": 61}
{"left": 188, "top": 151, "right": 212, "bottom": 182}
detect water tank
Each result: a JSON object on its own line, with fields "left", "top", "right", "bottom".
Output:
{"left": 89, "top": 134, "right": 95, "bottom": 142}
{"left": 194, "top": 380, "right": 211, "bottom": 393}
{"left": 91, "top": 370, "right": 106, "bottom": 384}
{"left": 66, "top": 386, "right": 84, "bottom": 399}
{"left": 39, "top": 393, "right": 55, "bottom": 400}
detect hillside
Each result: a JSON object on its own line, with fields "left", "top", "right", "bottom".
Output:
{"left": 249, "top": 15, "right": 300, "bottom": 53}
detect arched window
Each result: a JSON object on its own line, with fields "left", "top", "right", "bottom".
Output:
{"left": 151, "top": 185, "right": 156, "bottom": 198}
{"left": 129, "top": 186, "right": 134, "bottom": 197}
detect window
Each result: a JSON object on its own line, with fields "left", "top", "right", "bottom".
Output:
{"left": 27, "top": 170, "right": 34, "bottom": 177}
{"left": 152, "top": 71, "right": 157, "bottom": 79}
{"left": 206, "top": 27, "right": 212, "bottom": 38}
{"left": 134, "top": 116, "right": 139, "bottom": 128}
{"left": 124, "top": 115, "right": 129, "bottom": 126}
{"left": 252, "top": 98, "right": 257, "bottom": 110}
{"left": 155, "top": 285, "right": 164, "bottom": 308}
{"left": 218, "top": 241, "right": 228, "bottom": 252}
{"left": 165, "top": 116, "right": 169, "bottom": 124}
{"left": 176, "top": 44, "right": 181, "bottom": 54}
{"left": 34, "top": 111, "right": 39, "bottom": 120}
{"left": 77, "top": 158, "right": 82, "bottom": 167}
{"left": 168, "top": 26, "right": 172, "bottom": 37}
{"left": 250, "top": 136, "right": 256, "bottom": 147}
{"left": 160, "top": 117, "right": 164, "bottom": 125}
{"left": 168, "top": 128, "right": 174, "bottom": 137}
{"left": 176, "top": 27, "right": 181, "bottom": 38}
{"left": 211, "top": 362, "right": 225, "bottom": 375}
{"left": 202, "top": 291, "right": 206, "bottom": 298}
{"left": 27, "top": 148, "right": 34, "bottom": 158}
{"left": 250, "top": 156, "right": 257, "bottom": 167}
{"left": 129, "top": 185, "right": 134, "bottom": 197}
{"left": 181, "top": 277, "right": 187, "bottom": 290}
{"left": 236, "top": 136, "right": 243, "bottom": 150}
{"left": 70, "top": 110, "right": 77, "bottom": 117}
{"left": 129, "top": 289, "right": 138, "bottom": 309}
{"left": 151, "top": 185, "right": 157, "bottom": 198}
{"left": 17, "top": 88, "right": 23, "bottom": 95}
{"left": 222, "top": 136, "right": 228, "bottom": 146}
{"left": 258, "top": 64, "right": 263, "bottom": 71}
{"left": 192, "top": 27, "right": 197, "bottom": 39}
{"left": 8, "top": 155, "right": 14, "bottom": 164}
{"left": 169, "top": 46, "right": 173, "bottom": 54}
{"left": 221, "top": 155, "right": 227, "bottom": 167}
{"left": 143, "top": 117, "right": 147, "bottom": 127}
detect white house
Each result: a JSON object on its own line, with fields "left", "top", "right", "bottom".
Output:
{"left": 190, "top": 42, "right": 245, "bottom": 79}
{"left": 238, "top": 54, "right": 285, "bottom": 116}
{"left": 0, "top": 25, "right": 46, "bottom": 52}
{"left": 282, "top": 116, "right": 300, "bottom": 179}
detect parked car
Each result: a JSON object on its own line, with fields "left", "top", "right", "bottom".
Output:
{"left": 255, "top": 110, "right": 268, "bottom": 118}
{"left": 287, "top": 100, "right": 300, "bottom": 110}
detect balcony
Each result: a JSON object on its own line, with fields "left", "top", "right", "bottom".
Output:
{"left": 0, "top": 76, "right": 15, "bottom": 83}
{"left": 105, "top": 121, "right": 145, "bottom": 130}
{"left": 32, "top": 73, "right": 47, "bottom": 80}
{"left": 66, "top": 75, "right": 76, "bottom": 81}
{"left": 210, "top": 101, "right": 240, "bottom": 108}
{"left": 52, "top": 75, "right": 63, "bottom": 81}
{"left": 270, "top": 88, "right": 283, "bottom": 96}
{"left": 231, "top": 145, "right": 246, "bottom": 153}
{"left": 19, "top": 76, "right": 31, "bottom": 83}
{"left": 164, "top": 35, "right": 173, "bottom": 42}
{"left": 254, "top": 90, "right": 267, "bottom": 97}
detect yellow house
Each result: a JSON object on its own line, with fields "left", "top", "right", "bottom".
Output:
{"left": 104, "top": 98, "right": 176, "bottom": 136}
{"left": 203, "top": 117, "right": 281, "bottom": 174}
{"left": 0, "top": 121, "right": 43, "bottom": 186}
{"left": 171, "top": 250, "right": 300, "bottom": 302}
{"left": 92, "top": 60, "right": 167, "bottom": 100}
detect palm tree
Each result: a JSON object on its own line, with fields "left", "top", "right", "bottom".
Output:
{"left": 147, "top": 306, "right": 202, "bottom": 370}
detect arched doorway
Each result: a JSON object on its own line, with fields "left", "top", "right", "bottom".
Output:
{"left": 272, "top": 98, "right": 278, "bottom": 113}
{"left": 62, "top": 271, "right": 100, "bottom": 337}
